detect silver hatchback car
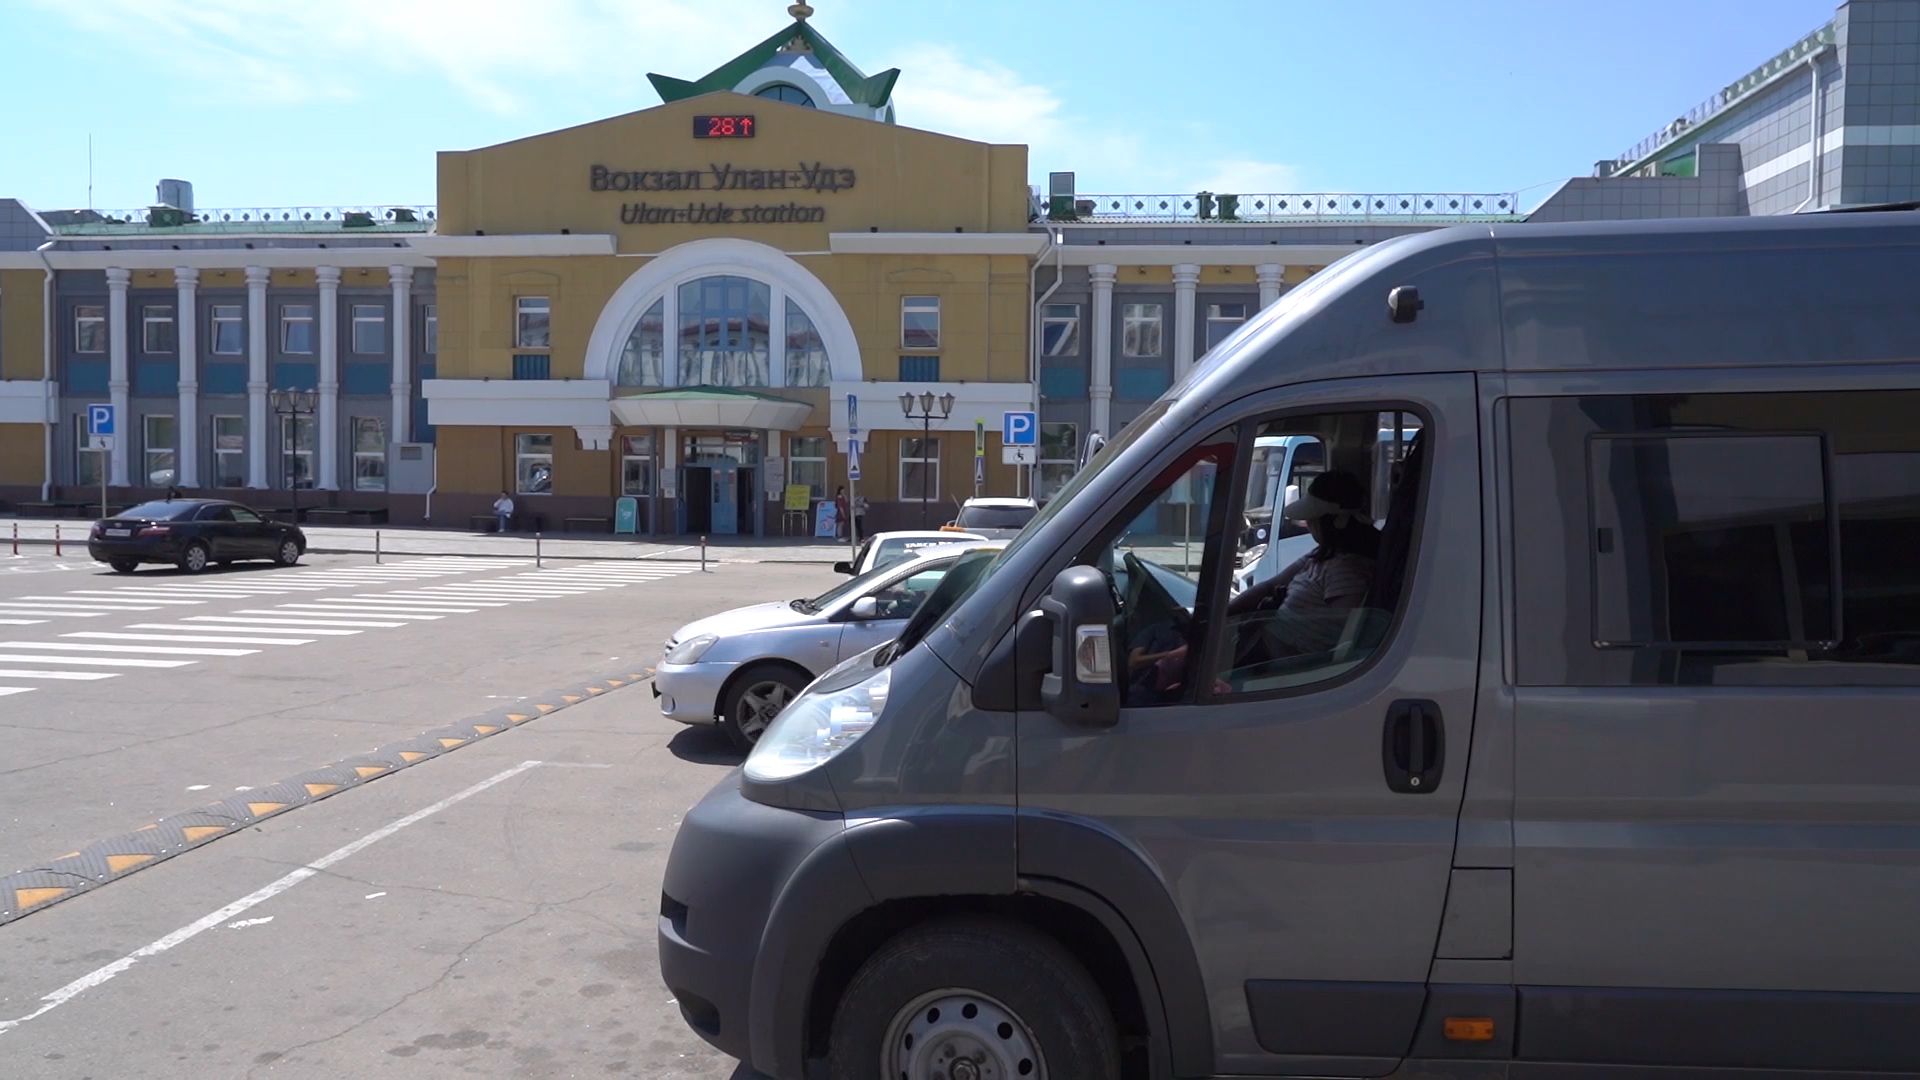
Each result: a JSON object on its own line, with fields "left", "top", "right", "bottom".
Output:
{"left": 654, "top": 542, "right": 986, "bottom": 749}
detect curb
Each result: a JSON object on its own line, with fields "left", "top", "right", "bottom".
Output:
{"left": 0, "top": 667, "right": 654, "bottom": 927}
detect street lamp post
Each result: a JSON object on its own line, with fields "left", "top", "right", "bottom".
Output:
{"left": 898, "top": 390, "right": 955, "bottom": 528}
{"left": 270, "top": 388, "right": 317, "bottom": 522}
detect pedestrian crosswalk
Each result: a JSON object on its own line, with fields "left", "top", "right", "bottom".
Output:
{"left": 0, "top": 559, "right": 697, "bottom": 699}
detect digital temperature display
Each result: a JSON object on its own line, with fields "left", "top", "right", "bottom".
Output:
{"left": 693, "top": 115, "right": 756, "bottom": 139}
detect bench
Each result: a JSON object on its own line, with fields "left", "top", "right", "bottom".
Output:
{"left": 304, "top": 507, "right": 389, "bottom": 525}
{"left": 470, "top": 511, "right": 548, "bottom": 533}
{"left": 562, "top": 516, "right": 611, "bottom": 533}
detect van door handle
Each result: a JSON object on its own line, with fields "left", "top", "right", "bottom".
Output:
{"left": 1383, "top": 699, "right": 1443, "bottom": 794}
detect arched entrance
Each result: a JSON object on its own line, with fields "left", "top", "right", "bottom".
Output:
{"left": 583, "top": 239, "right": 861, "bottom": 535}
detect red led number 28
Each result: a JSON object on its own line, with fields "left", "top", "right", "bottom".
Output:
{"left": 707, "top": 116, "right": 753, "bottom": 137}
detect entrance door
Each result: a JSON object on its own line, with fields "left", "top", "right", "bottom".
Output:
{"left": 684, "top": 467, "right": 713, "bottom": 534}
{"left": 711, "top": 460, "right": 739, "bottom": 535}
{"left": 1016, "top": 375, "right": 1482, "bottom": 1075}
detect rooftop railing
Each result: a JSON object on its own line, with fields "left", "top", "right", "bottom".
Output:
{"left": 52, "top": 205, "right": 437, "bottom": 234}
{"left": 1602, "top": 22, "right": 1834, "bottom": 176}
{"left": 1043, "top": 191, "right": 1522, "bottom": 224}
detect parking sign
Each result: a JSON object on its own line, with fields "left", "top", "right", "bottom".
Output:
{"left": 1002, "top": 410, "right": 1037, "bottom": 446}
{"left": 86, "top": 403, "right": 115, "bottom": 450}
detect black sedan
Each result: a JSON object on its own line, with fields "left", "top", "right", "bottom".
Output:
{"left": 88, "top": 498, "right": 307, "bottom": 574}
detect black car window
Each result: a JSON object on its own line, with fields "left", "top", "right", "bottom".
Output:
{"left": 955, "top": 505, "right": 1035, "bottom": 529}
{"left": 198, "top": 504, "right": 237, "bottom": 522}
{"left": 116, "top": 501, "right": 200, "bottom": 521}
{"left": 230, "top": 507, "right": 264, "bottom": 524}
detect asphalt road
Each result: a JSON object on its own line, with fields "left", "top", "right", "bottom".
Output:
{"left": 0, "top": 547, "right": 839, "bottom": 1078}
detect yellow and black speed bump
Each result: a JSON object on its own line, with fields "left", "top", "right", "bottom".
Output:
{"left": 0, "top": 666, "right": 654, "bottom": 927}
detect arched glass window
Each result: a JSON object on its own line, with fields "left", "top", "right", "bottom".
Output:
{"left": 755, "top": 83, "right": 815, "bottom": 107}
{"left": 784, "top": 298, "right": 831, "bottom": 387}
{"left": 616, "top": 299, "right": 665, "bottom": 386}
{"left": 678, "top": 276, "right": 771, "bottom": 387}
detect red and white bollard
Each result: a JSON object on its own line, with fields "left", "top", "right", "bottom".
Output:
{"left": 10, "top": 521, "right": 17, "bottom": 556}
{"left": 53, "top": 522, "right": 62, "bottom": 557}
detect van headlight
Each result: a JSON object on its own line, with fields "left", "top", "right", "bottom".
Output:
{"left": 745, "top": 666, "right": 891, "bottom": 782}
{"left": 665, "top": 633, "right": 718, "bottom": 664}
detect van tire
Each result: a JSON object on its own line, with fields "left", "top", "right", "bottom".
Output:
{"left": 826, "top": 918, "right": 1121, "bottom": 1080}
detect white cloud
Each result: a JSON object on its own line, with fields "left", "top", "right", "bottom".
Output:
{"left": 33, "top": 0, "right": 1309, "bottom": 194}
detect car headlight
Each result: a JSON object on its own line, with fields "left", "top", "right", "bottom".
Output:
{"left": 665, "top": 633, "right": 718, "bottom": 665}
{"left": 745, "top": 665, "right": 891, "bottom": 783}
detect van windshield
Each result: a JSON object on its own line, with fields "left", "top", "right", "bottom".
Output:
{"left": 889, "top": 400, "right": 1170, "bottom": 658}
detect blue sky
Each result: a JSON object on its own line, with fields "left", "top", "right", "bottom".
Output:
{"left": 2, "top": 0, "right": 1834, "bottom": 213}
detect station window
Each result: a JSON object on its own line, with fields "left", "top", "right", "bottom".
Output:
{"left": 899, "top": 355, "right": 941, "bottom": 382}
{"left": 678, "top": 277, "right": 770, "bottom": 387}
{"left": 515, "top": 297, "right": 551, "bottom": 349}
{"left": 1205, "top": 302, "right": 1248, "bottom": 350}
{"left": 74, "top": 304, "right": 107, "bottom": 354}
{"left": 281, "top": 304, "right": 315, "bottom": 354}
{"left": 212, "top": 415, "right": 246, "bottom": 487}
{"left": 143, "top": 414, "right": 177, "bottom": 488}
{"left": 351, "top": 304, "right": 387, "bottom": 355}
{"left": 789, "top": 435, "right": 828, "bottom": 500}
{"left": 75, "top": 419, "right": 104, "bottom": 486}
{"left": 901, "top": 296, "right": 940, "bottom": 350}
{"left": 900, "top": 436, "right": 939, "bottom": 502}
{"left": 352, "top": 417, "right": 388, "bottom": 492}
{"left": 1039, "top": 422, "right": 1080, "bottom": 502}
{"left": 142, "top": 305, "right": 176, "bottom": 354}
{"left": 621, "top": 434, "right": 654, "bottom": 496}
{"left": 618, "top": 300, "right": 667, "bottom": 387}
{"left": 422, "top": 304, "right": 438, "bottom": 355}
{"left": 515, "top": 433, "right": 554, "bottom": 494}
{"left": 280, "top": 415, "right": 315, "bottom": 489}
{"left": 211, "top": 304, "right": 244, "bottom": 355}
{"left": 785, "top": 299, "right": 831, "bottom": 387}
{"left": 1122, "top": 303, "right": 1163, "bottom": 357}
{"left": 1042, "top": 304, "right": 1081, "bottom": 356}
{"left": 755, "top": 83, "right": 815, "bottom": 108}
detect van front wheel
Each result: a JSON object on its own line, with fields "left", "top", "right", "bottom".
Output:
{"left": 827, "top": 919, "right": 1120, "bottom": 1080}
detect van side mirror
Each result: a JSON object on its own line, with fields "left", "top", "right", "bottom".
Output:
{"left": 833, "top": 560, "right": 854, "bottom": 575}
{"left": 849, "top": 596, "right": 880, "bottom": 619}
{"left": 1039, "top": 565, "right": 1120, "bottom": 726}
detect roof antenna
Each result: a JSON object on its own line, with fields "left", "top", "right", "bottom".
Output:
{"left": 88, "top": 133, "right": 94, "bottom": 210}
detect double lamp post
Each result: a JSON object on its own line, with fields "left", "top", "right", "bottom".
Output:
{"left": 270, "top": 388, "right": 317, "bottom": 521}
{"left": 898, "top": 390, "right": 955, "bottom": 528}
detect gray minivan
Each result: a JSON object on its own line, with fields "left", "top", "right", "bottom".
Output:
{"left": 659, "top": 210, "right": 1920, "bottom": 1079}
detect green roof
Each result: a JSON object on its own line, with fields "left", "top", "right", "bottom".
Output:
{"left": 647, "top": 17, "right": 898, "bottom": 109}
{"left": 620, "top": 387, "right": 801, "bottom": 402}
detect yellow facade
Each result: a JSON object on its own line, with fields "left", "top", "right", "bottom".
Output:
{"left": 0, "top": 422, "right": 43, "bottom": 485}
{"left": 1, "top": 269, "right": 47, "bottom": 380}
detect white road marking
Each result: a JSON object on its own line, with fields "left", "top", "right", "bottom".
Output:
{"left": 14, "top": 597, "right": 175, "bottom": 608}
{"left": 0, "top": 654, "right": 193, "bottom": 668}
{"left": 370, "top": 592, "right": 521, "bottom": 605}
{"left": 185, "top": 615, "right": 402, "bottom": 629}
{"left": 34, "top": 594, "right": 203, "bottom": 606}
{"left": 0, "top": 619, "right": 48, "bottom": 626}
{"left": 0, "top": 607, "right": 108, "bottom": 617}
{"left": 307, "top": 599, "right": 481, "bottom": 612}
{"left": 0, "top": 669, "right": 116, "bottom": 680}
{"left": 0, "top": 687, "right": 33, "bottom": 697}
{"left": 127, "top": 622, "right": 358, "bottom": 636}
{"left": 225, "top": 917, "right": 274, "bottom": 930}
{"left": 0, "top": 760, "right": 544, "bottom": 1036}
{"left": 259, "top": 606, "right": 444, "bottom": 620}
{"left": 364, "top": 892, "right": 386, "bottom": 900}
{"left": 66, "top": 632, "right": 313, "bottom": 646}
{"left": 0, "top": 642, "right": 258, "bottom": 656}
{"left": 187, "top": 784, "right": 210, "bottom": 791}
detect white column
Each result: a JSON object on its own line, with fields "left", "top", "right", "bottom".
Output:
{"left": 245, "top": 266, "right": 270, "bottom": 489}
{"left": 174, "top": 267, "right": 200, "bottom": 487}
{"left": 1172, "top": 263, "right": 1200, "bottom": 379}
{"left": 661, "top": 426, "right": 679, "bottom": 533}
{"left": 389, "top": 265, "right": 412, "bottom": 442}
{"left": 316, "top": 266, "right": 341, "bottom": 490}
{"left": 1256, "top": 263, "right": 1285, "bottom": 309}
{"left": 106, "top": 268, "right": 131, "bottom": 487}
{"left": 1088, "top": 263, "right": 1116, "bottom": 438}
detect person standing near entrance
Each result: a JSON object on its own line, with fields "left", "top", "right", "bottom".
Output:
{"left": 834, "top": 486, "right": 850, "bottom": 540}
{"left": 853, "top": 492, "right": 869, "bottom": 540}
{"left": 493, "top": 491, "right": 514, "bottom": 534}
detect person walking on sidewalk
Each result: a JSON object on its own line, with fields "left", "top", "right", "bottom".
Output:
{"left": 492, "top": 491, "right": 515, "bottom": 534}
{"left": 834, "top": 486, "right": 850, "bottom": 541}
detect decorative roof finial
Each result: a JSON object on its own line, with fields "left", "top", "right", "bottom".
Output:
{"left": 789, "top": 2, "right": 814, "bottom": 19}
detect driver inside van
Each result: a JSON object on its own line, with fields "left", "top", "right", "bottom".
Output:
{"left": 1226, "top": 469, "right": 1379, "bottom": 661}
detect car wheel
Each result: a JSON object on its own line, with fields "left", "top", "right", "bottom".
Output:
{"left": 718, "top": 664, "right": 807, "bottom": 751}
{"left": 108, "top": 558, "right": 139, "bottom": 574}
{"left": 276, "top": 538, "right": 301, "bottom": 566}
{"left": 179, "top": 542, "right": 210, "bottom": 574}
{"left": 827, "top": 919, "right": 1121, "bottom": 1080}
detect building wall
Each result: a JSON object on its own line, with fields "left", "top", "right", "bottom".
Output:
{"left": 1835, "top": 0, "right": 1920, "bottom": 206}
{"left": 1, "top": 268, "right": 46, "bottom": 379}
{"left": 0, "top": 422, "right": 42, "bottom": 486}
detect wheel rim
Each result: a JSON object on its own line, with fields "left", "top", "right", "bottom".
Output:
{"left": 732, "top": 680, "right": 795, "bottom": 740}
{"left": 185, "top": 546, "right": 207, "bottom": 571}
{"left": 281, "top": 540, "right": 298, "bottom": 563}
{"left": 882, "top": 989, "right": 1046, "bottom": 1080}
